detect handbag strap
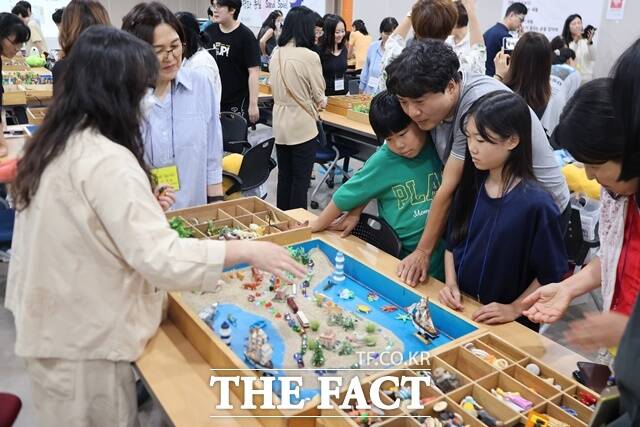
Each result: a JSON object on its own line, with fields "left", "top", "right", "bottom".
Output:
{"left": 277, "top": 49, "right": 320, "bottom": 121}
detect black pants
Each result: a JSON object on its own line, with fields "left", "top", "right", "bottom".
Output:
{"left": 276, "top": 139, "right": 317, "bottom": 210}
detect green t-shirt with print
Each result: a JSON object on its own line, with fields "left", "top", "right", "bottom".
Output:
{"left": 332, "top": 141, "right": 445, "bottom": 281}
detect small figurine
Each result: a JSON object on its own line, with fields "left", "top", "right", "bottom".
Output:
{"left": 381, "top": 305, "right": 398, "bottom": 312}
{"left": 409, "top": 297, "right": 439, "bottom": 339}
{"left": 219, "top": 321, "right": 232, "bottom": 345}
{"left": 339, "top": 288, "right": 355, "bottom": 300}
{"left": 294, "top": 352, "right": 304, "bottom": 368}
{"left": 312, "top": 345, "right": 325, "bottom": 367}
{"left": 396, "top": 313, "right": 412, "bottom": 323}
{"left": 367, "top": 292, "right": 379, "bottom": 302}
{"left": 309, "top": 320, "right": 320, "bottom": 332}
{"left": 198, "top": 302, "right": 218, "bottom": 324}
{"left": 333, "top": 252, "right": 346, "bottom": 283}
{"left": 323, "top": 280, "right": 337, "bottom": 291}
{"left": 242, "top": 282, "right": 260, "bottom": 291}
{"left": 357, "top": 304, "right": 372, "bottom": 314}
{"left": 251, "top": 266, "right": 263, "bottom": 282}
{"left": 244, "top": 327, "right": 274, "bottom": 370}
{"left": 296, "top": 311, "right": 310, "bottom": 329}
{"left": 287, "top": 296, "right": 299, "bottom": 313}
{"left": 318, "top": 329, "right": 338, "bottom": 349}
{"left": 226, "top": 314, "right": 237, "bottom": 327}
{"left": 338, "top": 341, "right": 354, "bottom": 356}
{"left": 432, "top": 367, "right": 460, "bottom": 393}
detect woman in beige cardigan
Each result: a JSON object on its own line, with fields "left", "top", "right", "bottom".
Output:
{"left": 7, "top": 26, "right": 304, "bottom": 426}
{"left": 270, "top": 6, "right": 327, "bottom": 211}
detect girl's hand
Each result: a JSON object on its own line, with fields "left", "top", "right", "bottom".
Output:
{"left": 522, "top": 282, "right": 572, "bottom": 324}
{"left": 494, "top": 49, "right": 510, "bottom": 79}
{"left": 565, "top": 311, "right": 628, "bottom": 351}
{"left": 472, "top": 302, "right": 520, "bottom": 325}
{"left": 327, "top": 212, "right": 360, "bottom": 237}
{"left": 439, "top": 284, "right": 463, "bottom": 311}
{"left": 155, "top": 185, "right": 176, "bottom": 212}
{"left": 397, "top": 249, "right": 429, "bottom": 287}
{"left": 245, "top": 241, "right": 307, "bottom": 281}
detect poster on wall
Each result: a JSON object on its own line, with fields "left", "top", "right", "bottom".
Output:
{"left": 606, "top": 0, "right": 625, "bottom": 21}
{"left": 500, "top": 0, "right": 604, "bottom": 41}
{"left": 239, "top": 0, "right": 326, "bottom": 28}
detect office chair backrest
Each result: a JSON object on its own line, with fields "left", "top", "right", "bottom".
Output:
{"left": 220, "top": 111, "right": 248, "bottom": 153}
{"left": 238, "top": 138, "right": 276, "bottom": 191}
{"left": 351, "top": 213, "right": 402, "bottom": 258}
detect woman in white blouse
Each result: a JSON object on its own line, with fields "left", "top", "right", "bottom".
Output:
{"left": 562, "top": 14, "right": 596, "bottom": 83}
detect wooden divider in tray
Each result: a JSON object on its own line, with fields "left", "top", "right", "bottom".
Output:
{"left": 327, "top": 332, "right": 600, "bottom": 427}
{"left": 165, "top": 197, "right": 311, "bottom": 245}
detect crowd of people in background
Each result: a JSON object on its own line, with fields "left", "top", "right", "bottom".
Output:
{"left": 0, "top": 0, "right": 639, "bottom": 424}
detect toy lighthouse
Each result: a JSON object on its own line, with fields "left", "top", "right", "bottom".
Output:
{"left": 219, "top": 321, "right": 232, "bottom": 345}
{"left": 333, "top": 252, "right": 346, "bottom": 283}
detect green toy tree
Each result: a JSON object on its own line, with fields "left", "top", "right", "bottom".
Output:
{"left": 338, "top": 341, "right": 354, "bottom": 356}
{"left": 312, "top": 345, "right": 325, "bottom": 367}
{"left": 342, "top": 315, "right": 356, "bottom": 331}
{"left": 309, "top": 320, "right": 320, "bottom": 332}
{"left": 308, "top": 338, "right": 318, "bottom": 351}
{"left": 365, "top": 323, "right": 376, "bottom": 334}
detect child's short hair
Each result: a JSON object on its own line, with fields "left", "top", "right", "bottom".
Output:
{"left": 369, "top": 91, "right": 413, "bottom": 139}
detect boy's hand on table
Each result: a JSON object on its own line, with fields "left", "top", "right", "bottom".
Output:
{"left": 327, "top": 213, "right": 360, "bottom": 237}
{"left": 472, "top": 302, "right": 520, "bottom": 325}
{"left": 439, "top": 284, "right": 463, "bottom": 311}
{"left": 397, "top": 249, "right": 429, "bottom": 287}
{"left": 565, "top": 311, "right": 628, "bottom": 351}
{"left": 522, "top": 282, "right": 572, "bottom": 324}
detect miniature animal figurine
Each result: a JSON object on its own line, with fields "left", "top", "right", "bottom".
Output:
{"left": 356, "top": 304, "right": 372, "bottom": 314}
{"left": 242, "top": 282, "right": 260, "bottom": 290}
{"left": 381, "top": 305, "right": 398, "bottom": 312}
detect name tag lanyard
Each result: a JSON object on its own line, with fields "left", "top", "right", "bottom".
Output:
{"left": 149, "top": 82, "right": 176, "bottom": 167}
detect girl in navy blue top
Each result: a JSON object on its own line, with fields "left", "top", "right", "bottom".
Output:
{"left": 439, "top": 91, "right": 568, "bottom": 330}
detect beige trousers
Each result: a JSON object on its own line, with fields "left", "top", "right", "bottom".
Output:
{"left": 25, "top": 358, "right": 138, "bottom": 427}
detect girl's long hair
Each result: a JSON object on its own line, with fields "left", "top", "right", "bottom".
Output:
{"left": 13, "top": 26, "right": 159, "bottom": 210}
{"left": 503, "top": 32, "right": 552, "bottom": 114}
{"left": 449, "top": 91, "right": 535, "bottom": 245}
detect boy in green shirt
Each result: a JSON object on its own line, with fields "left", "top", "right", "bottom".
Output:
{"left": 311, "top": 91, "right": 445, "bottom": 281}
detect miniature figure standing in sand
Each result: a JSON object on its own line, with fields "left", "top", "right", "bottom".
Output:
{"left": 333, "top": 252, "right": 346, "bottom": 283}
{"left": 410, "top": 297, "right": 439, "bottom": 339}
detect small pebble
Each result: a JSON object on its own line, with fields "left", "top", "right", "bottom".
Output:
{"left": 433, "top": 401, "right": 448, "bottom": 413}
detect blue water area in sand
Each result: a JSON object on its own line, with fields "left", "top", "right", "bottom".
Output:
{"left": 204, "top": 239, "right": 477, "bottom": 401}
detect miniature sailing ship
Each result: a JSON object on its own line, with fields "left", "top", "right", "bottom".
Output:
{"left": 244, "top": 327, "right": 274, "bottom": 370}
{"left": 409, "top": 297, "right": 439, "bottom": 339}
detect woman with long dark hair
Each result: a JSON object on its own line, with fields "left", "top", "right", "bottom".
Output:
{"left": 176, "top": 11, "right": 221, "bottom": 106}
{"left": 359, "top": 17, "right": 397, "bottom": 94}
{"left": 6, "top": 25, "right": 305, "bottom": 425}
{"left": 270, "top": 6, "right": 326, "bottom": 210}
{"left": 258, "top": 9, "right": 283, "bottom": 58}
{"left": 440, "top": 91, "right": 567, "bottom": 329}
{"left": 561, "top": 13, "right": 596, "bottom": 83}
{"left": 122, "top": 2, "right": 223, "bottom": 209}
{"left": 0, "top": 13, "right": 29, "bottom": 158}
{"left": 318, "top": 14, "right": 348, "bottom": 95}
{"left": 347, "top": 18, "right": 372, "bottom": 70}
{"left": 495, "top": 31, "right": 566, "bottom": 134}
{"left": 52, "top": 0, "right": 111, "bottom": 89}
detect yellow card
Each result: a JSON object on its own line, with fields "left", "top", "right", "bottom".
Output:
{"left": 151, "top": 165, "right": 180, "bottom": 191}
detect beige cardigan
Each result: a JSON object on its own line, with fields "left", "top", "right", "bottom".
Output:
{"left": 269, "top": 43, "right": 326, "bottom": 146}
{"left": 5, "top": 127, "right": 225, "bottom": 361}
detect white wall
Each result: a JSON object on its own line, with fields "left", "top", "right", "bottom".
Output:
{"left": 351, "top": 0, "right": 639, "bottom": 78}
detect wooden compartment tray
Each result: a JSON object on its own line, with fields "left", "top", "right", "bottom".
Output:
{"left": 326, "top": 95, "right": 372, "bottom": 116}
{"left": 166, "top": 196, "right": 311, "bottom": 245}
